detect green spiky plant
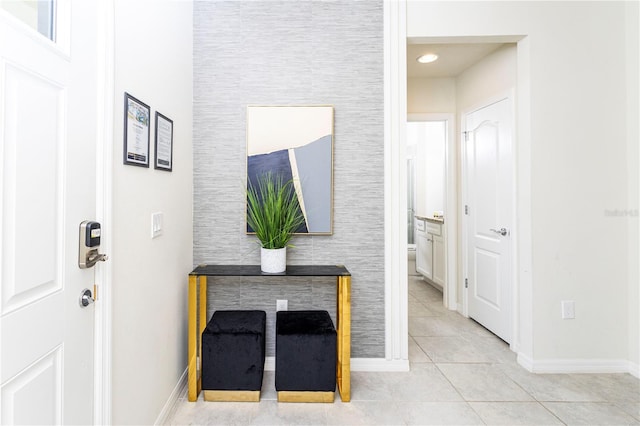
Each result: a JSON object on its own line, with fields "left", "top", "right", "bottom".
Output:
{"left": 246, "top": 172, "right": 306, "bottom": 249}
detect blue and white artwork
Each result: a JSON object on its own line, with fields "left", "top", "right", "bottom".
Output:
{"left": 247, "top": 106, "right": 333, "bottom": 234}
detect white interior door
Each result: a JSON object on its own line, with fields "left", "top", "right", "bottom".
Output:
{"left": 0, "top": 1, "right": 101, "bottom": 424}
{"left": 464, "top": 97, "right": 513, "bottom": 343}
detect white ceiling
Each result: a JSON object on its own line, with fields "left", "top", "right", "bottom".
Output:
{"left": 407, "top": 43, "right": 504, "bottom": 78}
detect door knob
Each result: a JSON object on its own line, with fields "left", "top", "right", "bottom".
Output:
{"left": 79, "top": 288, "right": 94, "bottom": 308}
{"left": 489, "top": 227, "right": 508, "bottom": 236}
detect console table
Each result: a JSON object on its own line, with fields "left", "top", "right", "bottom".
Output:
{"left": 188, "top": 264, "right": 351, "bottom": 402}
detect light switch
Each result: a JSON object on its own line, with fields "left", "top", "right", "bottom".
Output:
{"left": 151, "top": 212, "right": 163, "bottom": 238}
{"left": 561, "top": 300, "right": 575, "bottom": 319}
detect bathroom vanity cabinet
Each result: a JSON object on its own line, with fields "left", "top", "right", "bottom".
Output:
{"left": 415, "top": 217, "right": 446, "bottom": 289}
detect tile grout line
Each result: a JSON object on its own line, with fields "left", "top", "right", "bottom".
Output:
{"left": 498, "top": 365, "right": 569, "bottom": 425}
{"left": 432, "top": 361, "right": 487, "bottom": 424}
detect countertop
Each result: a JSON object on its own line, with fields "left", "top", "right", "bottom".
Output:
{"left": 415, "top": 215, "right": 445, "bottom": 224}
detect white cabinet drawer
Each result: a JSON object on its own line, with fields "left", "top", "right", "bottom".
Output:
{"left": 426, "top": 222, "right": 441, "bottom": 236}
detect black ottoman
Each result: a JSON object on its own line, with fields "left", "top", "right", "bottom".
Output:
{"left": 276, "top": 310, "right": 336, "bottom": 402}
{"left": 201, "top": 310, "right": 266, "bottom": 402}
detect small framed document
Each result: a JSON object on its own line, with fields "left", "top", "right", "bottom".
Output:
{"left": 154, "top": 112, "right": 173, "bottom": 171}
{"left": 123, "top": 92, "right": 150, "bottom": 167}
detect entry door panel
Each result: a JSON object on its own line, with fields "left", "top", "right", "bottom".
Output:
{"left": 2, "top": 63, "right": 65, "bottom": 316}
{"left": 1, "top": 53, "right": 69, "bottom": 426}
{"left": 465, "top": 97, "right": 512, "bottom": 343}
{"left": 1, "top": 2, "right": 99, "bottom": 424}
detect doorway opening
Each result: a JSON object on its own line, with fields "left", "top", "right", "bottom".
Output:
{"left": 383, "top": 0, "right": 533, "bottom": 370}
{"left": 404, "top": 40, "right": 519, "bottom": 350}
{"left": 407, "top": 115, "right": 456, "bottom": 310}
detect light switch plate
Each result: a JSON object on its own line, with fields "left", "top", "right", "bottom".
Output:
{"left": 151, "top": 212, "right": 163, "bottom": 238}
{"left": 561, "top": 300, "right": 575, "bottom": 319}
{"left": 276, "top": 299, "right": 288, "bottom": 311}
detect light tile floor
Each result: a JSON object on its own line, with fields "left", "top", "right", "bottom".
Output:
{"left": 166, "top": 275, "right": 640, "bottom": 425}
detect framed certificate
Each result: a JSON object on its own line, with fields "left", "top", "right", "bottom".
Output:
{"left": 123, "top": 92, "right": 150, "bottom": 167}
{"left": 154, "top": 112, "right": 173, "bottom": 171}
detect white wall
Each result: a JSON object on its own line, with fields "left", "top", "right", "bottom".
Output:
{"left": 408, "top": 1, "right": 635, "bottom": 370}
{"left": 456, "top": 45, "right": 516, "bottom": 112}
{"left": 408, "top": 77, "right": 456, "bottom": 113}
{"left": 111, "top": 0, "right": 193, "bottom": 423}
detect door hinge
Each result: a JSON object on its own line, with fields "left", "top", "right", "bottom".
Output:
{"left": 465, "top": 205, "right": 469, "bottom": 215}
{"left": 464, "top": 131, "right": 469, "bottom": 142}
{"left": 465, "top": 278, "right": 468, "bottom": 288}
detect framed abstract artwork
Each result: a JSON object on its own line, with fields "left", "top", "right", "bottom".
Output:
{"left": 246, "top": 105, "right": 334, "bottom": 235}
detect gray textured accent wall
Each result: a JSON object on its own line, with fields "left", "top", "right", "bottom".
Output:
{"left": 193, "top": 0, "right": 384, "bottom": 358}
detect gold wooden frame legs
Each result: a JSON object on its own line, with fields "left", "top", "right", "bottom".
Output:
{"left": 187, "top": 271, "right": 351, "bottom": 403}
{"left": 188, "top": 275, "right": 207, "bottom": 402}
{"left": 336, "top": 275, "right": 351, "bottom": 402}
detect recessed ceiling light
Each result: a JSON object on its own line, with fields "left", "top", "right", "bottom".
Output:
{"left": 417, "top": 53, "right": 438, "bottom": 64}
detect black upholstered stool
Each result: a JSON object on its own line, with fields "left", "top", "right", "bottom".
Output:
{"left": 201, "top": 310, "right": 266, "bottom": 402}
{"left": 275, "top": 310, "right": 336, "bottom": 402}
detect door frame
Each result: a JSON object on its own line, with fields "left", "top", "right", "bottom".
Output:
{"left": 407, "top": 113, "right": 457, "bottom": 311}
{"left": 384, "top": 0, "right": 534, "bottom": 366}
{"left": 383, "top": 0, "right": 409, "bottom": 367}
{"left": 460, "top": 92, "right": 518, "bottom": 347}
{"left": 94, "top": 0, "right": 114, "bottom": 423}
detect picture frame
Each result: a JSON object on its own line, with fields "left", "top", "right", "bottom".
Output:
{"left": 154, "top": 111, "right": 173, "bottom": 171}
{"left": 246, "top": 105, "right": 334, "bottom": 235}
{"left": 123, "top": 92, "right": 150, "bottom": 167}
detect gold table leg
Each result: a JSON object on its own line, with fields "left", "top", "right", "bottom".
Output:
{"left": 198, "top": 276, "right": 207, "bottom": 398}
{"left": 188, "top": 275, "right": 197, "bottom": 401}
{"left": 188, "top": 275, "right": 208, "bottom": 402}
{"left": 337, "top": 275, "right": 351, "bottom": 402}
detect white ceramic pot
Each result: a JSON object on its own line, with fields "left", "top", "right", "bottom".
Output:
{"left": 260, "top": 247, "right": 287, "bottom": 273}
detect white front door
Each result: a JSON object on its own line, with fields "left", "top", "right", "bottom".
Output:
{"left": 0, "top": 1, "right": 101, "bottom": 424}
{"left": 463, "top": 97, "right": 513, "bottom": 343}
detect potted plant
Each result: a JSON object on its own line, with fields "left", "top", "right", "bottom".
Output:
{"left": 246, "top": 172, "right": 306, "bottom": 273}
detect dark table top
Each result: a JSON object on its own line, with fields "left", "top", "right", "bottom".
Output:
{"left": 190, "top": 264, "right": 350, "bottom": 277}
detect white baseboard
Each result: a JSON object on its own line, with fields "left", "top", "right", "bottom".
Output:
{"left": 264, "top": 357, "right": 410, "bottom": 372}
{"left": 351, "top": 357, "right": 410, "bottom": 371}
{"left": 518, "top": 353, "right": 639, "bottom": 376}
{"left": 516, "top": 352, "right": 534, "bottom": 371}
{"left": 154, "top": 367, "right": 188, "bottom": 426}
{"left": 446, "top": 301, "right": 458, "bottom": 312}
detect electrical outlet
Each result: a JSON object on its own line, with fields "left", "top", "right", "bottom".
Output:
{"left": 276, "top": 299, "right": 288, "bottom": 311}
{"left": 561, "top": 300, "right": 575, "bottom": 319}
